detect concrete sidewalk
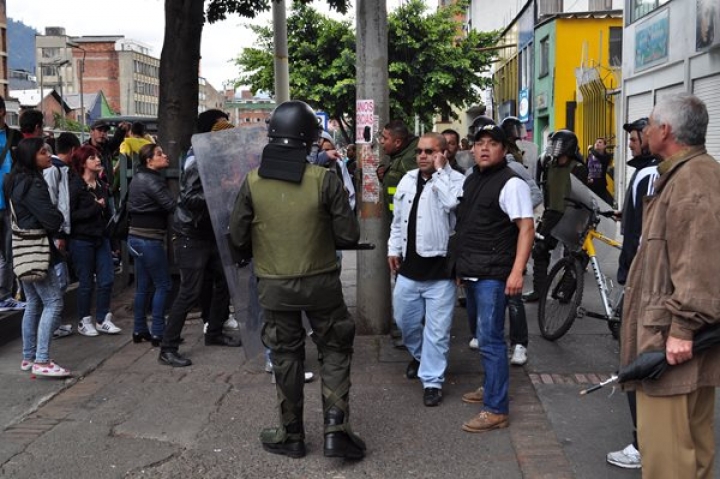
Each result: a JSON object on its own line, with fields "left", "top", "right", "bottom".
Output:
{"left": 0, "top": 250, "right": 700, "bottom": 478}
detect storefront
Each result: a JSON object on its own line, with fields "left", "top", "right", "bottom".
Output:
{"left": 618, "top": 0, "right": 720, "bottom": 205}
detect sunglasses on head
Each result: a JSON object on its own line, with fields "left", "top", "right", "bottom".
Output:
{"left": 415, "top": 148, "right": 437, "bottom": 155}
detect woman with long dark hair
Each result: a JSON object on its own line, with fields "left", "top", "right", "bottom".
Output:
{"left": 68, "top": 145, "right": 120, "bottom": 336}
{"left": 5, "top": 138, "right": 68, "bottom": 376}
{"left": 127, "top": 143, "right": 175, "bottom": 344}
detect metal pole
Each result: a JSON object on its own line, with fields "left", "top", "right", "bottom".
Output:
{"left": 39, "top": 64, "right": 44, "bottom": 122}
{"left": 79, "top": 55, "right": 85, "bottom": 141}
{"left": 355, "top": 0, "right": 390, "bottom": 334}
{"left": 68, "top": 42, "right": 87, "bottom": 142}
{"left": 272, "top": 0, "right": 290, "bottom": 103}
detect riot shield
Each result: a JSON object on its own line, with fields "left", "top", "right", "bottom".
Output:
{"left": 192, "top": 126, "right": 266, "bottom": 365}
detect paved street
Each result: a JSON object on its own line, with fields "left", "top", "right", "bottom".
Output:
{"left": 0, "top": 249, "right": 718, "bottom": 478}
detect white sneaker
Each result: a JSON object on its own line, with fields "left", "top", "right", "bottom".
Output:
{"left": 265, "top": 361, "right": 314, "bottom": 383}
{"left": 0, "top": 297, "right": 26, "bottom": 311}
{"left": 606, "top": 443, "right": 642, "bottom": 469}
{"left": 96, "top": 313, "right": 122, "bottom": 334}
{"left": 53, "top": 324, "right": 73, "bottom": 339}
{"left": 32, "top": 361, "right": 71, "bottom": 378}
{"left": 510, "top": 344, "right": 528, "bottom": 366}
{"left": 78, "top": 316, "right": 99, "bottom": 337}
{"left": 468, "top": 338, "right": 479, "bottom": 350}
{"left": 223, "top": 314, "right": 239, "bottom": 331}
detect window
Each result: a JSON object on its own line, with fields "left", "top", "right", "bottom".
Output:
{"left": 609, "top": 27, "right": 623, "bottom": 67}
{"left": 589, "top": 0, "right": 612, "bottom": 10}
{"left": 539, "top": 37, "right": 549, "bottom": 78}
{"left": 628, "top": 0, "right": 670, "bottom": 24}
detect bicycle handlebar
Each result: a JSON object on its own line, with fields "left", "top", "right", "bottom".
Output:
{"left": 564, "top": 197, "right": 616, "bottom": 220}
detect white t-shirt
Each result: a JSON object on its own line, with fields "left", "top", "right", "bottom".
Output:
{"left": 499, "top": 177, "right": 534, "bottom": 220}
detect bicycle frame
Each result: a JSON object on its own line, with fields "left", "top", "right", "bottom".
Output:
{"left": 581, "top": 228, "right": 622, "bottom": 320}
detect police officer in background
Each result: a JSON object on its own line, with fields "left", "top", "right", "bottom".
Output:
{"left": 230, "top": 101, "right": 366, "bottom": 460}
{"left": 523, "top": 130, "right": 588, "bottom": 302}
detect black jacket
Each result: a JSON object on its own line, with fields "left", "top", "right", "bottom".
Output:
{"left": 8, "top": 173, "right": 63, "bottom": 232}
{"left": 128, "top": 166, "right": 176, "bottom": 230}
{"left": 68, "top": 174, "right": 112, "bottom": 240}
{"left": 8, "top": 172, "right": 64, "bottom": 264}
{"left": 172, "top": 148, "right": 213, "bottom": 240}
{"left": 617, "top": 154, "right": 659, "bottom": 284}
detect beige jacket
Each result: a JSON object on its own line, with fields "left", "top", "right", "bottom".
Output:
{"left": 621, "top": 147, "right": 720, "bottom": 395}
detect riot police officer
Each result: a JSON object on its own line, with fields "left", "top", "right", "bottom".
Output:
{"left": 523, "top": 130, "right": 588, "bottom": 302}
{"left": 229, "top": 101, "right": 366, "bottom": 460}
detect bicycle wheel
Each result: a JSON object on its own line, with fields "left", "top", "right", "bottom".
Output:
{"left": 538, "top": 257, "right": 584, "bottom": 340}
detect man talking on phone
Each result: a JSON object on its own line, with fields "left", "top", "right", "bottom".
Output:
{"left": 387, "top": 132, "right": 465, "bottom": 407}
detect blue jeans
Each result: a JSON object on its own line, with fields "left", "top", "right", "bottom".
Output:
{"left": 69, "top": 237, "right": 114, "bottom": 322}
{"left": 466, "top": 279, "right": 509, "bottom": 415}
{"left": 393, "top": 275, "right": 456, "bottom": 389}
{"left": 22, "top": 269, "right": 64, "bottom": 363}
{"left": 128, "top": 235, "right": 171, "bottom": 336}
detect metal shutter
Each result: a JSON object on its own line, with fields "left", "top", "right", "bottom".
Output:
{"left": 693, "top": 75, "right": 720, "bottom": 160}
{"left": 655, "top": 83, "right": 686, "bottom": 102}
{"left": 619, "top": 93, "right": 654, "bottom": 208}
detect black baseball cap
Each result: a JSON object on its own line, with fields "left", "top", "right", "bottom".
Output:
{"left": 91, "top": 119, "right": 110, "bottom": 130}
{"left": 623, "top": 117, "right": 649, "bottom": 133}
{"left": 473, "top": 124, "right": 510, "bottom": 146}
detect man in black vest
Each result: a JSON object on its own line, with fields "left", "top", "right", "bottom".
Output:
{"left": 455, "top": 125, "right": 535, "bottom": 433}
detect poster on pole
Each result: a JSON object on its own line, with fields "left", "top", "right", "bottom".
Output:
{"left": 356, "top": 99, "right": 374, "bottom": 144}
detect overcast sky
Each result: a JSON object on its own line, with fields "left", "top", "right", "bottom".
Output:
{"left": 6, "top": 0, "right": 368, "bottom": 90}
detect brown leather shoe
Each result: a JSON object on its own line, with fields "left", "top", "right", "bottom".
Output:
{"left": 462, "top": 411, "right": 509, "bottom": 433}
{"left": 461, "top": 387, "right": 484, "bottom": 404}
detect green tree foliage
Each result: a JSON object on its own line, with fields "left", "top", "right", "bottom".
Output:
{"left": 52, "top": 113, "right": 87, "bottom": 134}
{"left": 233, "top": 0, "right": 498, "bottom": 139}
{"left": 158, "top": 0, "right": 350, "bottom": 155}
{"left": 388, "top": 0, "right": 497, "bottom": 127}
{"left": 234, "top": 3, "right": 356, "bottom": 138}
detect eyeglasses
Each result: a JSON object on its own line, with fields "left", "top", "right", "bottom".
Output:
{"left": 415, "top": 148, "right": 438, "bottom": 155}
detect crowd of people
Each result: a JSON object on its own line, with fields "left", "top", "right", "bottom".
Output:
{"left": 0, "top": 102, "right": 245, "bottom": 378}
{"left": 3, "top": 92, "right": 719, "bottom": 476}
{"left": 378, "top": 93, "right": 720, "bottom": 478}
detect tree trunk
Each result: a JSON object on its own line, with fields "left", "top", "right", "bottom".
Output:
{"left": 158, "top": 0, "right": 205, "bottom": 165}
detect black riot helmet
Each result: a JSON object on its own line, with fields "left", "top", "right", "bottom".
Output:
{"left": 548, "top": 129, "right": 579, "bottom": 158}
{"left": 267, "top": 100, "right": 319, "bottom": 151}
{"left": 500, "top": 116, "right": 525, "bottom": 141}
{"left": 468, "top": 115, "right": 496, "bottom": 142}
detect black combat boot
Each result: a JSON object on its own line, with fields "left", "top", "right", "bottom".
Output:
{"left": 324, "top": 407, "right": 366, "bottom": 460}
{"left": 261, "top": 421, "right": 306, "bottom": 458}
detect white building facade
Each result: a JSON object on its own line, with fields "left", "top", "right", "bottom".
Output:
{"left": 619, "top": 0, "right": 720, "bottom": 203}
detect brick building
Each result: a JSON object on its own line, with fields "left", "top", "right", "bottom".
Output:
{"left": 225, "top": 89, "right": 275, "bottom": 127}
{"left": 36, "top": 28, "right": 224, "bottom": 122}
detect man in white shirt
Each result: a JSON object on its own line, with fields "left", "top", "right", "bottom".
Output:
{"left": 455, "top": 125, "right": 534, "bottom": 432}
{"left": 388, "top": 132, "right": 465, "bottom": 407}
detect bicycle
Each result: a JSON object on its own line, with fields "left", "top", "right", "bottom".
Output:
{"left": 537, "top": 198, "right": 623, "bottom": 341}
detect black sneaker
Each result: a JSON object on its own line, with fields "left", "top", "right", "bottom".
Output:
{"left": 406, "top": 358, "right": 420, "bottom": 379}
{"left": 205, "top": 334, "right": 242, "bottom": 347}
{"left": 423, "top": 387, "right": 443, "bottom": 407}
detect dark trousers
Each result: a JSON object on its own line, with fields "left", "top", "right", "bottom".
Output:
{"left": 531, "top": 209, "right": 563, "bottom": 293}
{"left": 161, "top": 235, "right": 229, "bottom": 352}
{"left": 467, "top": 292, "right": 528, "bottom": 347}
{"left": 259, "top": 273, "right": 355, "bottom": 429}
